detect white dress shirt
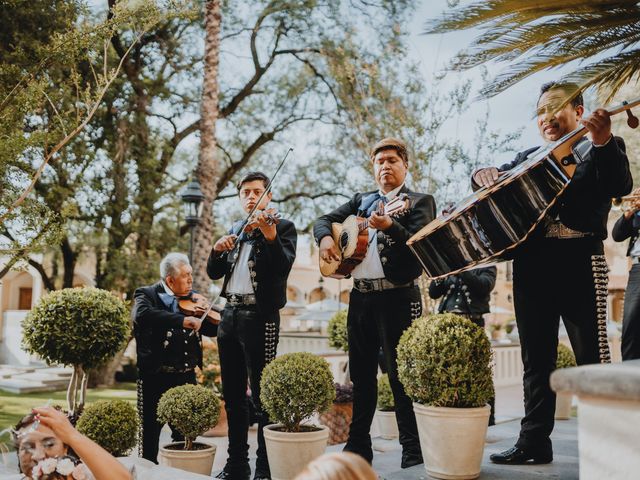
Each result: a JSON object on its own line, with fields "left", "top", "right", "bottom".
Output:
{"left": 226, "top": 243, "right": 255, "bottom": 294}
{"left": 352, "top": 184, "right": 404, "bottom": 280}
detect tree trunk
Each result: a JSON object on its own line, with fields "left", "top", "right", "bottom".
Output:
{"left": 192, "top": 0, "right": 221, "bottom": 293}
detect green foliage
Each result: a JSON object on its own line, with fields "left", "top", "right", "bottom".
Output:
{"left": 327, "top": 310, "right": 349, "bottom": 353}
{"left": 260, "top": 352, "right": 335, "bottom": 432}
{"left": 76, "top": 400, "right": 138, "bottom": 457}
{"left": 556, "top": 343, "right": 577, "bottom": 369}
{"left": 377, "top": 374, "right": 395, "bottom": 412}
{"left": 22, "top": 287, "right": 129, "bottom": 369}
{"left": 397, "top": 313, "right": 494, "bottom": 408}
{"left": 157, "top": 384, "right": 220, "bottom": 449}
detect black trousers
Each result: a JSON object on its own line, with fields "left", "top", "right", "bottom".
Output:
{"left": 137, "top": 370, "right": 196, "bottom": 463}
{"left": 512, "top": 237, "right": 610, "bottom": 453}
{"left": 217, "top": 305, "right": 279, "bottom": 474}
{"left": 345, "top": 285, "right": 422, "bottom": 463}
{"left": 622, "top": 263, "right": 640, "bottom": 360}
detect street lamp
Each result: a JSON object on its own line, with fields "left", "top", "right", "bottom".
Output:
{"left": 180, "top": 177, "right": 205, "bottom": 263}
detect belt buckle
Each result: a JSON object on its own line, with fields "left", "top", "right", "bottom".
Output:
{"left": 227, "top": 294, "right": 241, "bottom": 306}
{"left": 356, "top": 279, "right": 373, "bottom": 293}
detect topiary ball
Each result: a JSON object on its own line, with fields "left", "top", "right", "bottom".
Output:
{"left": 556, "top": 343, "right": 577, "bottom": 369}
{"left": 397, "top": 313, "right": 494, "bottom": 408}
{"left": 377, "top": 374, "right": 395, "bottom": 412}
{"left": 157, "top": 384, "right": 220, "bottom": 445}
{"left": 22, "top": 287, "right": 129, "bottom": 369}
{"left": 260, "top": 352, "right": 335, "bottom": 432}
{"left": 76, "top": 400, "right": 139, "bottom": 456}
{"left": 327, "top": 310, "right": 348, "bottom": 353}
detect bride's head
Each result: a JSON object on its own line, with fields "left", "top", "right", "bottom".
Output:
{"left": 13, "top": 413, "right": 69, "bottom": 478}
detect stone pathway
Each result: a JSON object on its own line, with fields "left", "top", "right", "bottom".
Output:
{"left": 0, "top": 364, "right": 72, "bottom": 393}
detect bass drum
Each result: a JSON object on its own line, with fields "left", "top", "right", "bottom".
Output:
{"left": 407, "top": 155, "right": 570, "bottom": 279}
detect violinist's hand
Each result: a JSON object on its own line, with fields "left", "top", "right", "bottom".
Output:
{"left": 214, "top": 234, "right": 237, "bottom": 253}
{"left": 183, "top": 316, "right": 202, "bottom": 331}
{"left": 369, "top": 210, "right": 392, "bottom": 231}
{"left": 473, "top": 167, "right": 500, "bottom": 188}
{"left": 319, "top": 236, "right": 341, "bottom": 263}
{"left": 253, "top": 211, "right": 277, "bottom": 242}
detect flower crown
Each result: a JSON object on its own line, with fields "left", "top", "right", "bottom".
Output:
{"left": 31, "top": 455, "right": 91, "bottom": 480}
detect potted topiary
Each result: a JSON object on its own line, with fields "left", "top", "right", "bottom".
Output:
{"left": 156, "top": 384, "right": 221, "bottom": 475}
{"left": 397, "top": 313, "right": 494, "bottom": 480}
{"left": 376, "top": 374, "right": 398, "bottom": 440}
{"left": 319, "top": 382, "right": 353, "bottom": 445}
{"left": 260, "top": 352, "right": 335, "bottom": 480}
{"left": 555, "top": 343, "right": 577, "bottom": 420}
{"left": 22, "top": 287, "right": 129, "bottom": 417}
{"left": 76, "top": 400, "right": 139, "bottom": 457}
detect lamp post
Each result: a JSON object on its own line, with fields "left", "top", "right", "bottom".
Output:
{"left": 180, "top": 178, "right": 205, "bottom": 263}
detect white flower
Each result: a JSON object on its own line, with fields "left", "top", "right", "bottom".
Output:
{"left": 71, "top": 463, "right": 91, "bottom": 480}
{"left": 31, "top": 463, "right": 43, "bottom": 479}
{"left": 56, "top": 457, "right": 75, "bottom": 475}
{"left": 41, "top": 458, "right": 58, "bottom": 474}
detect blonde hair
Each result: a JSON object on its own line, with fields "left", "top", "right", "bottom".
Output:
{"left": 294, "top": 452, "right": 377, "bottom": 480}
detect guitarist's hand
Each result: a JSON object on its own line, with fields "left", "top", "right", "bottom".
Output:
{"left": 582, "top": 108, "right": 612, "bottom": 146}
{"left": 369, "top": 211, "right": 393, "bottom": 231}
{"left": 473, "top": 167, "right": 500, "bottom": 188}
{"left": 319, "top": 236, "right": 341, "bottom": 262}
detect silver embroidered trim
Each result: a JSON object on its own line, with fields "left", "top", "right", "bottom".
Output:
{"left": 264, "top": 320, "right": 278, "bottom": 364}
{"left": 591, "top": 255, "right": 611, "bottom": 364}
{"left": 410, "top": 301, "right": 422, "bottom": 321}
{"left": 136, "top": 379, "right": 144, "bottom": 457}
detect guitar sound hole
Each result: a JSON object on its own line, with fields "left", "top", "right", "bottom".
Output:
{"left": 339, "top": 231, "right": 349, "bottom": 251}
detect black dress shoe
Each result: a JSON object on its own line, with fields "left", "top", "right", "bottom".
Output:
{"left": 490, "top": 446, "right": 552, "bottom": 465}
{"left": 253, "top": 469, "right": 271, "bottom": 480}
{"left": 215, "top": 465, "right": 251, "bottom": 480}
{"left": 400, "top": 452, "right": 424, "bottom": 469}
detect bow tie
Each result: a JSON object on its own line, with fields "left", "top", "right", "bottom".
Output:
{"left": 363, "top": 192, "right": 389, "bottom": 217}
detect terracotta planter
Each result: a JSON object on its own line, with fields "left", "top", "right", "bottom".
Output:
{"left": 376, "top": 410, "right": 399, "bottom": 439}
{"left": 158, "top": 441, "right": 216, "bottom": 475}
{"left": 413, "top": 403, "right": 490, "bottom": 480}
{"left": 203, "top": 400, "right": 228, "bottom": 437}
{"left": 264, "top": 424, "right": 329, "bottom": 480}
{"left": 319, "top": 402, "right": 352, "bottom": 445}
{"left": 555, "top": 392, "right": 573, "bottom": 420}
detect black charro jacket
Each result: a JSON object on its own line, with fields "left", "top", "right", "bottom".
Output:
{"left": 313, "top": 185, "right": 436, "bottom": 285}
{"left": 479, "top": 137, "right": 632, "bottom": 240}
{"left": 132, "top": 282, "right": 218, "bottom": 376}
{"left": 428, "top": 266, "right": 497, "bottom": 315}
{"left": 612, "top": 212, "right": 640, "bottom": 256}
{"left": 207, "top": 219, "right": 297, "bottom": 313}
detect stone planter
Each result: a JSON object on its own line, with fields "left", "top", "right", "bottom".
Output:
{"left": 158, "top": 442, "right": 216, "bottom": 476}
{"left": 376, "top": 410, "right": 398, "bottom": 439}
{"left": 319, "top": 402, "right": 352, "bottom": 445}
{"left": 202, "top": 400, "right": 228, "bottom": 437}
{"left": 264, "top": 424, "right": 329, "bottom": 480}
{"left": 413, "top": 403, "right": 490, "bottom": 480}
{"left": 555, "top": 392, "right": 573, "bottom": 420}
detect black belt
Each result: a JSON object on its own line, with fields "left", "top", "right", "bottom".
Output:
{"left": 353, "top": 278, "right": 416, "bottom": 293}
{"left": 226, "top": 293, "right": 257, "bottom": 307}
{"left": 158, "top": 366, "right": 194, "bottom": 374}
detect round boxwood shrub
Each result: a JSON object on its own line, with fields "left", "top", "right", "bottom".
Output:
{"left": 76, "top": 400, "right": 139, "bottom": 456}
{"left": 377, "top": 374, "right": 395, "bottom": 412}
{"left": 157, "top": 384, "right": 220, "bottom": 450}
{"left": 556, "top": 343, "right": 577, "bottom": 369}
{"left": 327, "top": 310, "right": 348, "bottom": 353}
{"left": 260, "top": 352, "right": 335, "bottom": 432}
{"left": 397, "top": 313, "right": 494, "bottom": 408}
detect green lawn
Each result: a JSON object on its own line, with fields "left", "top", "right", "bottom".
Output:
{"left": 0, "top": 382, "right": 137, "bottom": 443}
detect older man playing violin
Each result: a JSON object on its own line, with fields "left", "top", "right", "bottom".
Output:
{"left": 207, "top": 171, "right": 297, "bottom": 480}
{"left": 132, "top": 252, "right": 219, "bottom": 464}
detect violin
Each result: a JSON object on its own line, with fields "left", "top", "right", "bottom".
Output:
{"left": 178, "top": 292, "right": 221, "bottom": 325}
{"left": 242, "top": 207, "right": 281, "bottom": 233}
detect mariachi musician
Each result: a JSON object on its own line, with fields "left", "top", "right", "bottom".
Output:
{"left": 314, "top": 137, "right": 435, "bottom": 469}
{"left": 473, "top": 81, "right": 632, "bottom": 465}
{"left": 207, "top": 171, "right": 297, "bottom": 480}
{"left": 132, "top": 252, "right": 219, "bottom": 463}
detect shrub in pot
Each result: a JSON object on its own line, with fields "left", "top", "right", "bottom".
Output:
{"left": 156, "top": 384, "right": 220, "bottom": 474}
{"left": 376, "top": 374, "right": 398, "bottom": 440}
{"left": 555, "top": 343, "right": 577, "bottom": 420}
{"left": 397, "top": 313, "right": 494, "bottom": 480}
{"left": 22, "top": 287, "right": 129, "bottom": 416}
{"left": 319, "top": 382, "right": 353, "bottom": 445}
{"left": 260, "top": 352, "right": 335, "bottom": 479}
{"left": 76, "top": 400, "right": 139, "bottom": 457}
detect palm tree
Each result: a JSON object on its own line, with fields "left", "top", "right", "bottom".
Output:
{"left": 425, "top": 0, "right": 640, "bottom": 102}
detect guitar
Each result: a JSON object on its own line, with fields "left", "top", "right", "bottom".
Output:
{"left": 319, "top": 194, "right": 412, "bottom": 278}
{"left": 407, "top": 96, "right": 640, "bottom": 279}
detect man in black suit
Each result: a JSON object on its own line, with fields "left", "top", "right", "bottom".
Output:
{"left": 208, "top": 171, "right": 297, "bottom": 480}
{"left": 132, "top": 252, "right": 218, "bottom": 463}
{"left": 314, "top": 137, "right": 436, "bottom": 469}
{"left": 612, "top": 187, "right": 640, "bottom": 360}
{"left": 473, "top": 81, "right": 632, "bottom": 465}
